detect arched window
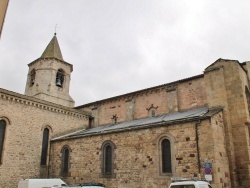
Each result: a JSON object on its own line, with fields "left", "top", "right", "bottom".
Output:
{"left": 100, "top": 141, "right": 116, "bottom": 178}
{"left": 151, "top": 110, "right": 156, "bottom": 117}
{"left": 154, "top": 133, "right": 177, "bottom": 177}
{"left": 56, "top": 69, "right": 64, "bottom": 87}
{"left": 105, "top": 145, "right": 112, "bottom": 174}
{"left": 40, "top": 128, "right": 49, "bottom": 165}
{"left": 63, "top": 148, "right": 69, "bottom": 173}
{"left": 30, "top": 69, "right": 36, "bottom": 86}
{"left": 61, "top": 145, "right": 71, "bottom": 176}
{"left": 147, "top": 104, "right": 158, "bottom": 117}
{"left": 88, "top": 117, "right": 94, "bottom": 129}
{"left": 244, "top": 87, "right": 250, "bottom": 146}
{"left": 162, "top": 139, "right": 172, "bottom": 173}
{"left": 245, "top": 87, "right": 250, "bottom": 114}
{"left": 0, "top": 120, "right": 6, "bottom": 164}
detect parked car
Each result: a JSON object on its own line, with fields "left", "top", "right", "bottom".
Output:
{"left": 168, "top": 178, "right": 212, "bottom": 188}
{"left": 79, "top": 183, "right": 105, "bottom": 188}
{"left": 61, "top": 183, "right": 105, "bottom": 188}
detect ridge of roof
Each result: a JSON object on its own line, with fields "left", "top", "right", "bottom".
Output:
{"left": 205, "top": 58, "right": 240, "bottom": 70}
{"left": 40, "top": 34, "right": 64, "bottom": 61}
{"left": 205, "top": 58, "right": 248, "bottom": 75}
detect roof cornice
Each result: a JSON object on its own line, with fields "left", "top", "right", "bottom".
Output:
{"left": 75, "top": 74, "right": 204, "bottom": 109}
{"left": 28, "top": 57, "right": 73, "bottom": 72}
{"left": 0, "top": 88, "right": 90, "bottom": 118}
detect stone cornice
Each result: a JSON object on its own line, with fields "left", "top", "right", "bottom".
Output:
{"left": 28, "top": 57, "right": 73, "bottom": 72}
{"left": 0, "top": 88, "right": 90, "bottom": 119}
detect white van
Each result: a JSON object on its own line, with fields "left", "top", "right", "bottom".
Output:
{"left": 17, "top": 178, "right": 67, "bottom": 188}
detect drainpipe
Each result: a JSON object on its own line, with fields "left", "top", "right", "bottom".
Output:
{"left": 195, "top": 119, "right": 201, "bottom": 174}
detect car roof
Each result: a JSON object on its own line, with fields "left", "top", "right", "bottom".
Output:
{"left": 171, "top": 180, "right": 210, "bottom": 185}
{"left": 62, "top": 183, "right": 105, "bottom": 188}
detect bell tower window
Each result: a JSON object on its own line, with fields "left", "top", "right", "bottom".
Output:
{"left": 30, "top": 69, "right": 36, "bottom": 86}
{"left": 56, "top": 69, "right": 64, "bottom": 87}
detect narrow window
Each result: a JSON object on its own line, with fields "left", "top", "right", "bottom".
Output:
{"left": 245, "top": 87, "right": 250, "bottom": 112}
{"left": 56, "top": 69, "right": 64, "bottom": 87}
{"left": 61, "top": 145, "right": 71, "bottom": 176}
{"left": 248, "top": 126, "right": 250, "bottom": 146}
{"left": 105, "top": 145, "right": 112, "bottom": 174}
{"left": 88, "top": 117, "right": 94, "bottom": 129}
{"left": 63, "top": 148, "right": 69, "bottom": 173}
{"left": 245, "top": 88, "right": 250, "bottom": 146}
{"left": 162, "top": 139, "right": 172, "bottom": 173}
{"left": 40, "top": 128, "right": 49, "bottom": 165}
{"left": 100, "top": 141, "right": 116, "bottom": 178}
{"left": 30, "top": 69, "right": 36, "bottom": 86}
{"left": 0, "top": 120, "right": 6, "bottom": 164}
{"left": 147, "top": 104, "right": 158, "bottom": 117}
{"left": 151, "top": 110, "right": 156, "bottom": 117}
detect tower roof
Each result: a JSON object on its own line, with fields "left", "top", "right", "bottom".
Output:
{"left": 40, "top": 33, "right": 64, "bottom": 61}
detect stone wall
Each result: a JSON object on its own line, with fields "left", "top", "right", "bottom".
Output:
{"left": 0, "top": 89, "right": 89, "bottom": 188}
{"left": 199, "top": 112, "right": 231, "bottom": 188}
{"left": 78, "top": 75, "right": 207, "bottom": 127}
{"left": 204, "top": 59, "right": 250, "bottom": 187}
{"left": 49, "top": 116, "right": 230, "bottom": 188}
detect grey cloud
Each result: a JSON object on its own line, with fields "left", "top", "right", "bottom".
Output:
{"left": 1, "top": 0, "right": 250, "bottom": 106}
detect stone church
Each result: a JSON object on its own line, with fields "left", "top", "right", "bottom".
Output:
{"left": 1, "top": 34, "right": 250, "bottom": 188}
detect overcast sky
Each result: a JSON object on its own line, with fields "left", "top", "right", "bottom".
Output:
{"left": 0, "top": 0, "right": 250, "bottom": 106}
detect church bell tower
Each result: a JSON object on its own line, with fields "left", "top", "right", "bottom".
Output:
{"left": 25, "top": 34, "right": 75, "bottom": 107}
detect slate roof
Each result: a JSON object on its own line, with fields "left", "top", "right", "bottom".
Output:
{"left": 52, "top": 106, "right": 223, "bottom": 141}
{"left": 40, "top": 34, "right": 64, "bottom": 61}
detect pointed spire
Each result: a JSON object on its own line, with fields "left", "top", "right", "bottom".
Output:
{"left": 41, "top": 33, "right": 64, "bottom": 61}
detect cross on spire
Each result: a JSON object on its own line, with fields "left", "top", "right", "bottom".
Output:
{"left": 111, "top": 114, "right": 118, "bottom": 124}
